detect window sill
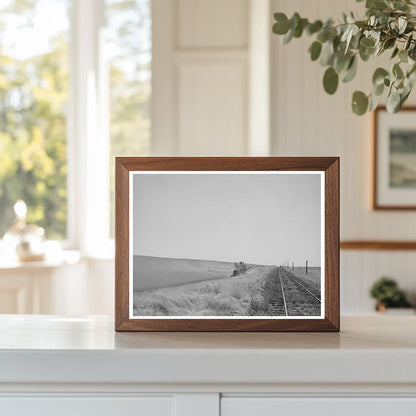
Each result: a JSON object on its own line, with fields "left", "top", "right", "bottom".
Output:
{"left": 0, "top": 250, "right": 81, "bottom": 271}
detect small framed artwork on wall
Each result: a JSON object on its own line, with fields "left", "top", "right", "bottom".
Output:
{"left": 115, "top": 157, "right": 339, "bottom": 332}
{"left": 374, "top": 106, "right": 416, "bottom": 209}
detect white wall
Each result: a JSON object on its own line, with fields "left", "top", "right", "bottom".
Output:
{"left": 72, "top": 0, "right": 416, "bottom": 316}
{"left": 271, "top": 0, "right": 416, "bottom": 313}
{"left": 26, "top": 0, "right": 416, "bottom": 317}
{"left": 152, "top": 0, "right": 266, "bottom": 156}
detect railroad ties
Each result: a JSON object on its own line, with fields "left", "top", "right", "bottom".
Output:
{"left": 269, "top": 300, "right": 287, "bottom": 315}
{"left": 268, "top": 267, "right": 288, "bottom": 316}
{"left": 276, "top": 267, "right": 321, "bottom": 316}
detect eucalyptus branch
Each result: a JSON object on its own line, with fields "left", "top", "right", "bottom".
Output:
{"left": 272, "top": 0, "right": 416, "bottom": 115}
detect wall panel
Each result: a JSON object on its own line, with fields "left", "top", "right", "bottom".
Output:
{"left": 271, "top": 0, "right": 416, "bottom": 313}
{"left": 152, "top": 0, "right": 249, "bottom": 156}
{"left": 177, "top": 61, "right": 247, "bottom": 155}
{"left": 178, "top": 0, "right": 248, "bottom": 49}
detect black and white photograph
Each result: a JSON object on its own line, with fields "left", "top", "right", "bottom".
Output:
{"left": 130, "top": 172, "right": 324, "bottom": 318}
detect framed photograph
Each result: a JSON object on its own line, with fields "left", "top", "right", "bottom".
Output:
{"left": 374, "top": 106, "right": 416, "bottom": 209}
{"left": 115, "top": 157, "right": 339, "bottom": 332}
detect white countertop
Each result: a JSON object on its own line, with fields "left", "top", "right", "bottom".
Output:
{"left": 0, "top": 315, "right": 415, "bottom": 386}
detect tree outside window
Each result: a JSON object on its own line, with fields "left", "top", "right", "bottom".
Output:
{"left": 0, "top": 0, "right": 151, "bottom": 243}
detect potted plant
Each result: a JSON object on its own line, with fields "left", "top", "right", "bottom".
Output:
{"left": 369, "top": 276, "right": 413, "bottom": 312}
{"left": 272, "top": 0, "right": 416, "bottom": 115}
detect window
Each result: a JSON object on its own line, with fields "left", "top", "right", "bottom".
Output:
{"left": 0, "top": 0, "right": 151, "bottom": 252}
{"left": 106, "top": 0, "right": 151, "bottom": 237}
{"left": 0, "top": 0, "right": 70, "bottom": 239}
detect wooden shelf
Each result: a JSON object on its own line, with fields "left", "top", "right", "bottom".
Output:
{"left": 341, "top": 241, "right": 416, "bottom": 250}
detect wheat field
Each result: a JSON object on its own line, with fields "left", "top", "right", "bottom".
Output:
{"left": 133, "top": 265, "right": 274, "bottom": 316}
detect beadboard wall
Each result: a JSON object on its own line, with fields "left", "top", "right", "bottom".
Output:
{"left": 4, "top": 0, "right": 413, "bottom": 316}
{"left": 271, "top": 0, "right": 416, "bottom": 312}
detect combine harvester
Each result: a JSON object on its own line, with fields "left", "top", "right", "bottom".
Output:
{"left": 230, "top": 261, "right": 248, "bottom": 277}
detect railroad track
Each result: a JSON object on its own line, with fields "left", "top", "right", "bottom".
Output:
{"left": 264, "top": 267, "right": 321, "bottom": 316}
{"left": 269, "top": 301, "right": 286, "bottom": 315}
{"left": 277, "top": 267, "right": 321, "bottom": 316}
{"left": 268, "top": 268, "right": 288, "bottom": 316}
{"left": 280, "top": 268, "right": 321, "bottom": 302}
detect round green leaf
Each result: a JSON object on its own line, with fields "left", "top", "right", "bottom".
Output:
{"left": 384, "top": 37, "right": 396, "bottom": 50}
{"left": 309, "top": 41, "right": 322, "bottom": 61}
{"left": 372, "top": 68, "right": 389, "bottom": 86}
{"left": 408, "top": 71, "right": 416, "bottom": 89}
{"left": 391, "top": 47, "right": 399, "bottom": 59}
{"left": 400, "top": 88, "right": 411, "bottom": 107}
{"left": 369, "top": 92, "right": 383, "bottom": 112}
{"left": 399, "top": 50, "right": 408, "bottom": 63}
{"left": 408, "top": 64, "right": 416, "bottom": 79}
{"left": 405, "top": 34, "right": 413, "bottom": 51}
{"left": 317, "top": 30, "right": 328, "bottom": 43}
{"left": 360, "top": 37, "right": 375, "bottom": 48}
{"left": 359, "top": 44, "right": 374, "bottom": 62}
{"left": 290, "top": 12, "right": 301, "bottom": 30}
{"left": 293, "top": 18, "right": 308, "bottom": 38}
{"left": 273, "top": 13, "right": 290, "bottom": 35}
{"left": 352, "top": 91, "right": 369, "bottom": 115}
{"left": 282, "top": 29, "right": 293, "bottom": 45}
{"left": 320, "top": 41, "right": 335, "bottom": 66}
{"left": 342, "top": 56, "right": 357, "bottom": 83}
{"left": 367, "top": 0, "right": 388, "bottom": 11}
{"left": 334, "top": 52, "right": 352, "bottom": 73}
{"left": 373, "top": 82, "right": 384, "bottom": 96}
{"left": 409, "top": 45, "right": 416, "bottom": 61}
{"left": 307, "top": 20, "right": 323, "bottom": 35}
{"left": 393, "top": 63, "right": 404, "bottom": 79}
{"left": 323, "top": 67, "right": 339, "bottom": 95}
{"left": 387, "top": 88, "right": 401, "bottom": 113}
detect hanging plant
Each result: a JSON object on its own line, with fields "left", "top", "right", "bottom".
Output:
{"left": 272, "top": 0, "right": 416, "bottom": 115}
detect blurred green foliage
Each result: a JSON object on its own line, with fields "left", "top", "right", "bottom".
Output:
{"left": 272, "top": 0, "right": 416, "bottom": 115}
{"left": 369, "top": 276, "right": 411, "bottom": 307}
{"left": 0, "top": 0, "right": 151, "bottom": 239}
{"left": 107, "top": 0, "right": 151, "bottom": 237}
{"left": 0, "top": 2, "right": 68, "bottom": 238}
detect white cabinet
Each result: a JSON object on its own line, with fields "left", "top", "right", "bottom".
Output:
{"left": 2, "top": 395, "right": 416, "bottom": 416}
{"left": 0, "top": 268, "right": 55, "bottom": 314}
{"left": 0, "top": 252, "right": 83, "bottom": 314}
{"left": 0, "top": 316, "right": 416, "bottom": 416}
{"left": 0, "top": 255, "right": 114, "bottom": 315}
{"left": 222, "top": 398, "right": 416, "bottom": 416}
{"left": 1, "top": 397, "right": 175, "bottom": 416}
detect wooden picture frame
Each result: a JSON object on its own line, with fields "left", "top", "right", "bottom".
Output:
{"left": 115, "top": 157, "right": 339, "bottom": 332}
{"left": 373, "top": 106, "right": 416, "bottom": 210}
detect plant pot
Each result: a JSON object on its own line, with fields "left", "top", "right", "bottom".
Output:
{"left": 375, "top": 303, "right": 416, "bottom": 315}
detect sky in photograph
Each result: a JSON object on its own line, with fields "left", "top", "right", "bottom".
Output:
{"left": 132, "top": 173, "right": 322, "bottom": 266}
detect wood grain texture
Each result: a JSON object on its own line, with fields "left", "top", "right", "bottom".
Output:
{"left": 341, "top": 241, "right": 416, "bottom": 250}
{"left": 114, "top": 160, "right": 130, "bottom": 330}
{"left": 115, "top": 157, "right": 340, "bottom": 332}
{"left": 373, "top": 106, "right": 416, "bottom": 210}
{"left": 325, "top": 158, "right": 340, "bottom": 331}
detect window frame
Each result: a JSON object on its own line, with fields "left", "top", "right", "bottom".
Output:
{"left": 67, "top": 0, "right": 112, "bottom": 258}
{"left": 68, "top": 0, "right": 152, "bottom": 258}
